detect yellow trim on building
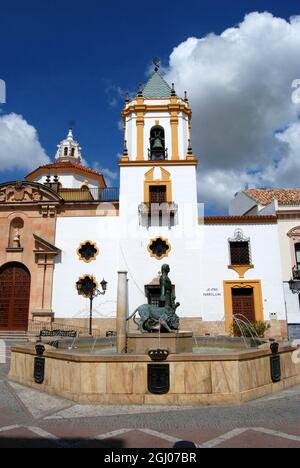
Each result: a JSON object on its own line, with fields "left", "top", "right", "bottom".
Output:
{"left": 122, "top": 103, "right": 192, "bottom": 119}
{"left": 136, "top": 114, "right": 145, "bottom": 161}
{"left": 119, "top": 160, "right": 198, "bottom": 168}
{"left": 76, "top": 274, "right": 99, "bottom": 298}
{"left": 223, "top": 280, "right": 264, "bottom": 332}
{"left": 144, "top": 167, "right": 172, "bottom": 203}
{"left": 77, "top": 241, "right": 99, "bottom": 264}
{"left": 228, "top": 264, "right": 254, "bottom": 279}
{"left": 147, "top": 236, "right": 172, "bottom": 261}
{"left": 170, "top": 112, "right": 179, "bottom": 160}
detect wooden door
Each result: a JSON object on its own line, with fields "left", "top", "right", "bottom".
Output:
{"left": 232, "top": 288, "right": 255, "bottom": 323}
{"left": 0, "top": 263, "right": 30, "bottom": 331}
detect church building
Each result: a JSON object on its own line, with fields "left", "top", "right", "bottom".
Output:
{"left": 0, "top": 67, "right": 293, "bottom": 340}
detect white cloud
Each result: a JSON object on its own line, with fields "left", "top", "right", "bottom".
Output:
{"left": 92, "top": 162, "right": 118, "bottom": 187}
{"left": 164, "top": 12, "right": 300, "bottom": 211}
{"left": 0, "top": 113, "right": 49, "bottom": 172}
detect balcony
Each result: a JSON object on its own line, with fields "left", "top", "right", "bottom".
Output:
{"left": 58, "top": 187, "right": 119, "bottom": 203}
{"left": 138, "top": 202, "right": 178, "bottom": 228}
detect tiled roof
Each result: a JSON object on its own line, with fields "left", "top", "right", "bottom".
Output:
{"left": 26, "top": 161, "right": 106, "bottom": 187}
{"left": 37, "top": 161, "right": 102, "bottom": 177}
{"left": 204, "top": 215, "right": 277, "bottom": 225}
{"left": 245, "top": 189, "right": 300, "bottom": 206}
{"left": 142, "top": 72, "right": 172, "bottom": 99}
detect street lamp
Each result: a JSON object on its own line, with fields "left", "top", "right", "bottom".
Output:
{"left": 289, "top": 278, "right": 300, "bottom": 295}
{"left": 76, "top": 275, "right": 108, "bottom": 336}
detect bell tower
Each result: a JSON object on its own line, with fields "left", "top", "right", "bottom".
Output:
{"left": 120, "top": 62, "right": 196, "bottom": 164}
{"left": 119, "top": 60, "right": 198, "bottom": 230}
{"left": 55, "top": 128, "right": 83, "bottom": 163}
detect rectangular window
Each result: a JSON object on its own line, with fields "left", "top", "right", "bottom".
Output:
{"left": 230, "top": 241, "right": 250, "bottom": 265}
{"left": 145, "top": 287, "right": 161, "bottom": 307}
{"left": 149, "top": 186, "right": 167, "bottom": 204}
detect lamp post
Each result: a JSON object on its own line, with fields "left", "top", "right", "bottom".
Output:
{"left": 289, "top": 278, "right": 300, "bottom": 295}
{"left": 76, "top": 276, "right": 108, "bottom": 336}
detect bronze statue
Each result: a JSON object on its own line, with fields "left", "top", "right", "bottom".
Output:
{"left": 127, "top": 265, "right": 181, "bottom": 333}
{"left": 160, "top": 264, "right": 172, "bottom": 307}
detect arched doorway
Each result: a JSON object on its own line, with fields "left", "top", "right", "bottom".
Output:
{"left": 0, "top": 263, "right": 31, "bottom": 331}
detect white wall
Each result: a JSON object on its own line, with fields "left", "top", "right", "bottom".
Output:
{"left": 277, "top": 218, "right": 300, "bottom": 324}
{"left": 52, "top": 216, "right": 120, "bottom": 319}
{"left": 35, "top": 173, "right": 100, "bottom": 190}
{"left": 119, "top": 165, "right": 198, "bottom": 223}
{"left": 51, "top": 217, "right": 286, "bottom": 324}
{"left": 201, "top": 224, "right": 286, "bottom": 322}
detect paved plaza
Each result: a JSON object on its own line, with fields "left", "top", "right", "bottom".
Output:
{"left": 1, "top": 341, "right": 300, "bottom": 448}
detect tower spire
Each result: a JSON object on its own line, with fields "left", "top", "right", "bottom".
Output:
{"left": 55, "top": 127, "right": 83, "bottom": 163}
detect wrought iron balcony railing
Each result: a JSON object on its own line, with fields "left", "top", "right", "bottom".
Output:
{"left": 58, "top": 187, "right": 119, "bottom": 203}
{"left": 138, "top": 202, "right": 178, "bottom": 228}
{"left": 138, "top": 202, "right": 178, "bottom": 215}
{"left": 148, "top": 148, "right": 168, "bottom": 161}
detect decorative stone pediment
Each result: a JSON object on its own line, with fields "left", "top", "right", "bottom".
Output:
{"left": 33, "top": 234, "right": 61, "bottom": 257}
{"left": 287, "top": 226, "right": 300, "bottom": 239}
{"left": 0, "top": 181, "right": 62, "bottom": 204}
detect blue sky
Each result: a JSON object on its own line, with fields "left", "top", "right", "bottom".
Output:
{"left": 0, "top": 0, "right": 299, "bottom": 214}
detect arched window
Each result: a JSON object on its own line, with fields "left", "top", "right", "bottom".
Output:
{"left": 149, "top": 126, "right": 167, "bottom": 161}
{"left": 64, "top": 147, "right": 68, "bottom": 156}
{"left": 9, "top": 218, "right": 24, "bottom": 249}
{"left": 71, "top": 148, "right": 75, "bottom": 157}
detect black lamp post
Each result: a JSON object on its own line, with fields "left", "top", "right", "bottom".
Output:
{"left": 76, "top": 276, "right": 108, "bottom": 336}
{"left": 289, "top": 278, "right": 300, "bottom": 295}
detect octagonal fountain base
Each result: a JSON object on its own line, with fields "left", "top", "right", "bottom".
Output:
{"left": 8, "top": 343, "right": 300, "bottom": 406}
{"left": 126, "top": 331, "right": 193, "bottom": 354}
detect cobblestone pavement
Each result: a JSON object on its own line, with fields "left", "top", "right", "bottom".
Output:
{"left": 1, "top": 341, "right": 300, "bottom": 448}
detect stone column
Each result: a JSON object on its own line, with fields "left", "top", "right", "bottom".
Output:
{"left": 117, "top": 271, "right": 128, "bottom": 354}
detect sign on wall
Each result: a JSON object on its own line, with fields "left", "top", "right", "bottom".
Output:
{"left": 203, "top": 288, "right": 222, "bottom": 298}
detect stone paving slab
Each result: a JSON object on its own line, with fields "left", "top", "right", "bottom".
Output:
{"left": 2, "top": 342, "right": 300, "bottom": 448}
{"left": 217, "top": 430, "right": 300, "bottom": 449}
{"left": 8, "top": 382, "right": 73, "bottom": 419}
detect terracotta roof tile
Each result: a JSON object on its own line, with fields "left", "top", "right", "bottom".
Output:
{"left": 245, "top": 189, "right": 300, "bottom": 206}
{"left": 204, "top": 215, "right": 277, "bottom": 225}
{"left": 26, "top": 161, "right": 107, "bottom": 187}
{"left": 37, "top": 161, "right": 102, "bottom": 177}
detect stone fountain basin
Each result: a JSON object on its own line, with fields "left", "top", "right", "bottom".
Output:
{"left": 9, "top": 342, "right": 300, "bottom": 406}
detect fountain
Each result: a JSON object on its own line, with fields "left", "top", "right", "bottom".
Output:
{"left": 8, "top": 266, "right": 300, "bottom": 406}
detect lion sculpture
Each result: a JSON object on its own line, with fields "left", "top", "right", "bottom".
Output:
{"left": 127, "top": 300, "right": 180, "bottom": 334}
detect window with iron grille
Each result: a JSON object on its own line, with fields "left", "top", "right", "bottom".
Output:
{"left": 230, "top": 241, "right": 251, "bottom": 265}
{"left": 145, "top": 287, "right": 161, "bottom": 307}
{"left": 145, "top": 285, "right": 176, "bottom": 307}
{"left": 149, "top": 186, "right": 167, "bottom": 204}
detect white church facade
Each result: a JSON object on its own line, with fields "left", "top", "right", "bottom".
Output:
{"left": 0, "top": 69, "right": 297, "bottom": 340}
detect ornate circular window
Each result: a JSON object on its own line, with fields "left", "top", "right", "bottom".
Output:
{"left": 76, "top": 275, "right": 98, "bottom": 298}
{"left": 148, "top": 237, "right": 171, "bottom": 260}
{"left": 77, "top": 241, "right": 99, "bottom": 263}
